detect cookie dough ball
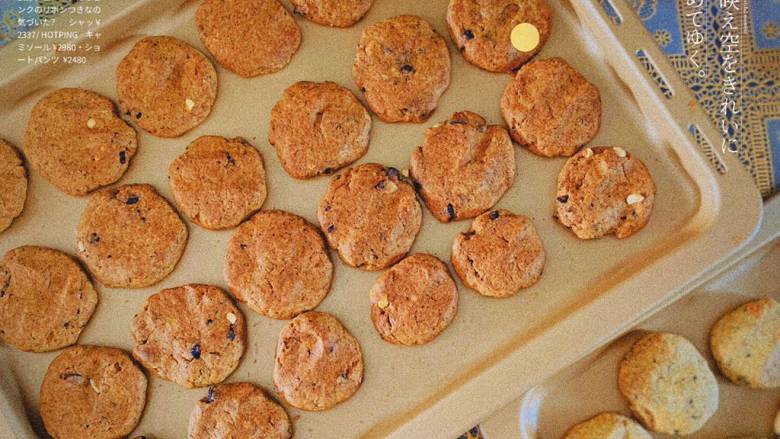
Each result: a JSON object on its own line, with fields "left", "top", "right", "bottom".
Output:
{"left": 0, "top": 139, "right": 27, "bottom": 232}
{"left": 169, "top": 136, "right": 267, "bottom": 230}
{"left": 563, "top": 412, "right": 651, "bottom": 439}
{"left": 40, "top": 345, "right": 147, "bottom": 439}
{"left": 117, "top": 36, "right": 217, "bottom": 137}
{"left": 0, "top": 246, "right": 98, "bottom": 352}
{"left": 451, "top": 209, "right": 545, "bottom": 297}
{"left": 269, "top": 81, "right": 371, "bottom": 179}
{"left": 618, "top": 332, "right": 719, "bottom": 435}
{"left": 224, "top": 210, "right": 332, "bottom": 319}
{"left": 501, "top": 57, "right": 600, "bottom": 157}
{"left": 710, "top": 297, "right": 780, "bottom": 388}
{"left": 196, "top": 0, "right": 301, "bottom": 77}
{"left": 555, "top": 146, "right": 655, "bottom": 240}
{"left": 24, "top": 88, "right": 137, "bottom": 196}
{"left": 353, "top": 15, "right": 451, "bottom": 123}
{"left": 409, "top": 111, "right": 515, "bottom": 222}
{"left": 76, "top": 184, "right": 188, "bottom": 288}
{"left": 446, "top": 0, "right": 552, "bottom": 73}
{"left": 290, "top": 0, "right": 373, "bottom": 27}
{"left": 318, "top": 163, "right": 422, "bottom": 271}
{"left": 273, "top": 311, "right": 363, "bottom": 411}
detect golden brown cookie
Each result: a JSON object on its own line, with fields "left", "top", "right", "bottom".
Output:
{"left": 24, "top": 88, "right": 137, "bottom": 196}
{"left": 188, "top": 382, "right": 292, "bottom": 439}
{"left": 273, "top": 311, "right": 363, "bottom": 411}
{"left": 710, "top": 297, "right": 780, "bottom": 388}
{"left": 196, "top": 0, "right": 301, "bottom": 77}
{"left": 353, "top": 15, "right": 451, "bottom": 123}
{"left": 224, "top": 210, "right": 332, "bottom": 319}
{"left": 269, "top": 81, "right": 371, "bottom": 179}
{"left": 409, "top": 111, "right": 515, "bottom": 222}
{"left": 446, "top": 0, "right": 552, "bottom": 73}
{"left": 563, "top": 412, "right": 652, "bottom": 439}
{"left": 0, "top": 139, "right": 27, "bottom": 233}
{"left": 318, "top": 163, "right": 422, "bottom": 271}
{"left": 0, "top": 246, "right": 98, "bottom": 352}
{"left": 290, "top": 0, "right": 373, "bottom": 27}
{"left": 555, "top": 146, "right": 656, "bottom": 240}
{"left": 369, "top": 253, "right": 458, "bottom": 345}
{"left": 40, "top": 345, "right": 147, "bottom": 439}
{"left": 501, "top": 57, "right": 601, "bottom": 157}
{"left": 116, "top": 36, "right": 217, "bottom": 137}
{"left": 132, "top": 284, "right": 246, "bottom": 388}
{"left": 169, "top": 136, "right": 267, "bottom": 230}
{"left": 618, "top": 332, "right": 719, "bottom": 435}
{"left": 76, "top": 184, "right": 188, "bottom": 288}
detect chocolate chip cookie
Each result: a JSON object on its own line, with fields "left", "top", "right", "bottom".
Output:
{"left": 290, "top": 0, "right": 373, "bottom": 27}
{"left": 0, "top": 139, "right": 27, "bottom": 232}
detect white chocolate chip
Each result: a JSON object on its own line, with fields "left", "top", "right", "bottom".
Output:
{"left": 185, "top": 98, "right": 195, "bottom": 111}
{"left": 401, "top": 168, "right": 409, "bottom": 177}
{"left": 385, "top": 181, "right": 398, "bottom": 193}
{"left": 613, "top": 147, "right": 627, "bottom": 157}
{"left": 86, "top": 118, "right": 96, "bottom": 128}
{"left": 77, "top": 241, "right": 85, "bottom": 253}
{"left": 627, "top": 194, "right": 645, "bottom": 205}
{"left": 583, "top": 148, "right": 593, "bottom": 158}
{"left": 226, "top": 312, "right": 237, "bottom": 324}
{"left": 377, "top": 297, "right": 389, "bottom": 309}
{"left": 89, "top": 379, "right": 100, "bottom": 394}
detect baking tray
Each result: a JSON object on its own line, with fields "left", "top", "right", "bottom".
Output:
{"left": 0, "top": 0, "right": 763, "bottom": 438}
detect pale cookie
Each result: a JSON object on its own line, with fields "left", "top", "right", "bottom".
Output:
{"left": 290, "top": 0, "right": 373, "bottom": 27}
{"left": 0, "top": 246, "right": 98, "bottom": 352}
{"left": 563, "top": 412, "right": 652, "bottom": 439}
{"left": 618, "top": 332, "right": 719, "bottom": 435}
{"left": 0, "top": 139, "right": 27, "bottom": 232}
{"left": 24, "top": 88, "right": 137, "bottom": 196}
{"left": 76, "top": 184, "right": 188, "bottom": 288}
{"left": 555, "top": 146, "right": 655, "bottom": 239}
{"left": 169, "top": 135, "right": 267, "bottom": 230}
{"left": 269, "top": 81, "right": 371, "bottom": 179}
{"left": 40, "top": 345, "right": 147, "bottom": 439}
{"left": 224, "top": 210, "right": 332, "bottom": 319}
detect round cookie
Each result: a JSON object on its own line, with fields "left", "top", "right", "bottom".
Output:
{"left": 40, "top": 345, "right": 147, "bottom": 439}
{"left": 224, "top": 210, "right": 332, "bottom": 319}
{"left": 501, "top": 57, "right": 601, "bottom": 157}
{"left": 618, "top": 332, "right": 719, "bottom": 435}
{"left": 409, "top": 111, "right": 515, "bottom": 222}
{"left": 116, "top": 36, "right": 217, "bottom": 137}
{"left": 196, "top": 0, "right": 301, "bottom": 77}
{"left": 273, "top": 311, "right": 363, "bottom": 411}
{"left": 76, "top": 184, "right": 188, "bottom": 288}
{"left": 290, "top": 0, "right": 373, "bottom": 27}
{"left": 318, "top": 163, "right": 422, "bottom": 271}
{"left": 132, "top": 284, "right": 246, "bottom": 388}
{"left": 710, "top": 297, "right": 780, "bottom": 388}
{"left": 0, "top": 139, "right": 27, "bottom": 233}
{"left": 169, "top": 136, "right": 267, "bottom": 230}
{"left": 563, "top": 412, "right": 652, "bottom": 439}
{"left": 269, "top": 81, "right": 371, "bottom": 179}
{"left": 555, "top": 146, "right": 656, "bottom": 240}
{"left": 369, "top": 253, "right": 458, "bottom": 345}
{"left": 188, "top": 382, "right": 292, "bottom": 439}
{"left": 353, "top": 15, "right": 451, "bottom": 123}
{"left": 446, "top": 0, "right": 552, "bottom": 73}
{"left": 451, "top": 209, "right": 545, "bottom": 297}
{"left": 24, "top": 88, "right": 137, "bottom": 196}
{"left": 0, "top": 246, "right": 98, "bottom": 352}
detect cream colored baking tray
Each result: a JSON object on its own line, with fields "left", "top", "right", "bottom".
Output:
{"left": 0, "top": 1, "right": 763, "bottom": 438}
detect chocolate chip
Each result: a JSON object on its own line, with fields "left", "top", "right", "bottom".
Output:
{"left": 126, "top": 195, "right": 139, "bottom": 205}
{"left": 340, "top": 372, "right": 349, "bottom": 379}
{"left": 557, "top": 195, "right": 569, "bottom": 203}
{"left": 446, "top": 204, "right": 456, "bottom": 221}
{"left": 63, "top": 322, "right": 70, "bottom": 328}
{"left": 489, "top": 210, "right": 499, "bottom": 220}
{"left": 191, "top": 344, "right": 201, "bottom": 359}
{"left": 119, "top": 151, "right": 127, "bottom": 164}
{"left": 89, "top": 233, "right": 100, "bottom": 244}
{"left": 227, "top": 326, "right": 236, "bottom": 341}
{"left": 386, "top": 167, "right": 400, "bottom": 179}
{"left": 360, "top": 87, "right": 366, "bottom": 92}
{"left": 204, "top": 386, "right": 216, "bottom": 403}
{"left": 206, "top": 319, "right": 213, "bottom": 326}
{"left": 327, "top": 225, "right": 335, "bottom": 233}
{"left": 463, "top": 29, "right": 474, "bottom": 40}
{"left": 239, "top": 243, "right": 247, "bottom": 250}
{"left": 375, "top": 180, "right": 386, "bottom": 190}
{"left": 135, "top": 112, "right": 142, "bottom": 119}
{"left": 400, "top": 64, "right": 415, "bottom": 74}
{"left": 225, "top": 153, "right": 235, "bottom": 166}
{"left": 323, "top": 167, "right": 335, "bottom": 175}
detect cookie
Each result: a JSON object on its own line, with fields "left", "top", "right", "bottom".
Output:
{"left": 269, "top": 81, "right": 371, "bottom": 179}
{"left": 618, "top": 332, "right": 719, "bottom": 435}
{"left": 446, "top": 0, "right": 552, "bottom": 73}
{"left": 290, "top": 0, "right": 372, "bottom": 27}
{"left": 23, "top": 88, "right": 137, "bottom": 196}
{"left": 409, "top": 111, "right": 515, "bottom": 222}
{"left": 369, "top": 253, "right": 458, "bottom": 345}
{"left": 353, "top": 15, "right": 451, "bottom": 123}
{"left": 0, "top": 139, "right": 27, "bottom": 233}
{"left": 501, "top": 57, "right": 601, "bottom": 157}
{"left": 555, "top": 146, "right": 656, "bottom": 240}
{"left": 116, "top": 36, "right": 217, "bottom": 137}
{"left": 273, "top": 311, "right": 363, "bottom": 411}
{"left": 76, "top": 184, "right": 188, "bottom": 288}
{"left": 132, "top": 284, "right": 246, "bottom": 388}
{"left": 564, "top": 412, "right": 651, "bottom": 439}
{"left": 40, "top": 345, "right": 147, "bottom": 439}
{"left": 710, "top": 297, "right": 780, "bottom": 388}
{"left": 224, "top": 210, "right": 332, "bottom": 319}
{"left": 0, "top": 246, "right": 98, "bottom": 352}
{"left": 451, "top": 209, "right": 545, "bottom": 297}
{"left": 169, "top": 136, "right": 267, "bottom": 230}
{"left": 188, "top": 382, "right": 292, "bottom": 439}
{"left": 318, "top": 163, "right": 422, "bottom": 271}
{"left": 196, "top": 0, "right": 301, "bottom": 77}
